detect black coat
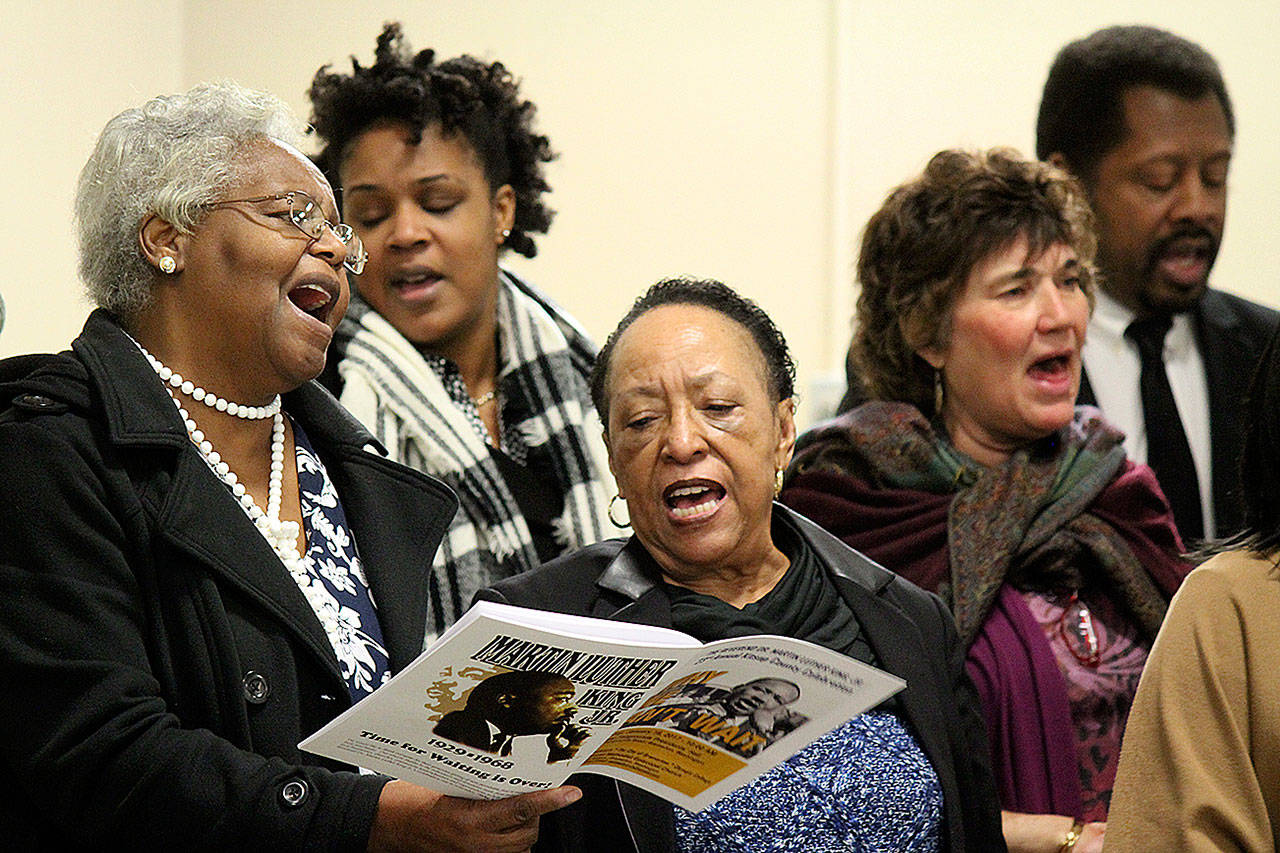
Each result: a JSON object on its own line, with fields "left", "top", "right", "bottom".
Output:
{"left": 478, "top": 505, "right": 1007, "bottom": 853}
{"left": 0, "top": 311, "right": 458, "bottom": 849}
{"left": 1079, "top": 288, "right": 1280, "bottom": 537}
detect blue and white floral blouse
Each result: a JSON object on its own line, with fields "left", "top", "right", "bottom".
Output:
{"left": 290, "top": 421, "right": 391, "bottom": 703}
{"left": 674, "top": 710, "right": 943, "bottom": 852}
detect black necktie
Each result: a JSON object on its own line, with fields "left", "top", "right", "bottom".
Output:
{"left": 1125, "top": 317, "right": 1204, "bottom": 541}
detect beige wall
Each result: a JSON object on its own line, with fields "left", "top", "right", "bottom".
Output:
{"left": 179, "top": 0, "right": 835, "bottom": 426}
{"left": 4, "top": 0, "right": 1277, "bottom": 428}
{"left": 1, "top": 0, "right": 183, "bottom": 358}
{"left": 841, "top": 1, "right": 1280, "bottom": 361}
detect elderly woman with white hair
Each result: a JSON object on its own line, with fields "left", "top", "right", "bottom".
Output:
{"left": 0, "top": 82, "right": 578, "bottom": 850}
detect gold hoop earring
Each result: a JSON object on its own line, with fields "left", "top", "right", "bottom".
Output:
{"left": 607, "top": 494, "right": 630, "bottom": 529}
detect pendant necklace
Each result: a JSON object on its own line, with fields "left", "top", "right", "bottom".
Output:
{"left": 1059, "top": 591, "right": 1102, "bottom": 667}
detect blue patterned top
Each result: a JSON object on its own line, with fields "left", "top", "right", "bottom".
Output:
{"left": 674, "top": 711, "right": 943, "bottom": 853}
{"left": 292, "top": 421, "right": 391, "bottom": 703}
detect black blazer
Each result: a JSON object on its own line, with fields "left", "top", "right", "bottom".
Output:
{"left": 1078, "top": 289, "right": 1280, "bottom": 537}
{"left": 478, "top": 505, "right": 1006, "bottom": 853}
{"left": 0, "top": 311, "right": 458, "bottom": 849}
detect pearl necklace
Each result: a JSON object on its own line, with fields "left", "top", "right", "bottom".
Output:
{"left": 175, "top": 400, "right": 303, "bottom": 573}
{"left": 137, "top": 346, "right": 280, "bottom": 420}
{"left": 135, "top": 343, "right": 303, "bottom": 573}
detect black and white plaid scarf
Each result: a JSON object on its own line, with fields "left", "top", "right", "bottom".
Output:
{"left": 336, "top": 270, "right": 614, "bottom": 643}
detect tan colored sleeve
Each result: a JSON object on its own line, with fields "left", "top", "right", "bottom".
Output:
{"left": 1106, "top": 560, "right": 1276, "bottom": 853}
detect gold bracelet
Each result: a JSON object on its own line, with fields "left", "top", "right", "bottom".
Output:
{"left": 1058, "top": 819, "right": 1084, "bottom": 853}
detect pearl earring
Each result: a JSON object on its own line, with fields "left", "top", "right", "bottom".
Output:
{"left": 159, "top": 256, "right": 176, "bottom": 274}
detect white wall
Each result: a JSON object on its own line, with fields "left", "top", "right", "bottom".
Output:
{"left": 1, "top": 0, "right": 183, "bottom": 358}
{"left": 841, "top": 1, "right": 1280, "bottom": 360}
{"left": 3, "top": 0, "right": 1277, "bottom": 429}
{"left": 179, "top": 0, "right": 835, "bottom": 424}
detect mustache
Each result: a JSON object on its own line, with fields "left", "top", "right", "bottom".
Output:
{"left": 1147, "top": 224, "right": 1220, "bottom": 265}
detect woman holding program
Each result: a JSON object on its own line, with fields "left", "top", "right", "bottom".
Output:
{"left": 0, "top": 81, "right": 576, "bottom": 850}
{"left": 480, "top": 277, "right": 1006, "bottom": 852}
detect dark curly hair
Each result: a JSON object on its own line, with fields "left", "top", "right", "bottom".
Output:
{"left": 591, "top": 277, "right": 796, "bottom": 431}
{"left": 1036, "top": 25, "right": 1234, "bottom": 182}
{"left": 308, "top": 22, "right": 556, "bottom": 258}
{"left": 1231, "top": 326, "right": 1280, "bottom": 562}
{"left": 853, "top": 149, "right": 1096, "bottom": 417}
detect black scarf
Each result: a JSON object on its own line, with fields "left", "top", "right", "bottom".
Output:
{"left": 664, "top": 518, "right": 876, "bottom": 665}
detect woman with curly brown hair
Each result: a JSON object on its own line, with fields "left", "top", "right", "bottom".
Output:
{"left": 309, "top": 24, "right": 613, "bottom": 642}
{"left": 780, "top": 149, "right": 1190, "bottom": 853}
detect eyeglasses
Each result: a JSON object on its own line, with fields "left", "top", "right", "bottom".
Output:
{"left": 207, "top": 191, "right": 367, "bottom": 275}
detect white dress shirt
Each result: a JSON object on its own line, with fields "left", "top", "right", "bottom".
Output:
{"left": 1081, "top": 290, "right": 1215, "bottom": 536}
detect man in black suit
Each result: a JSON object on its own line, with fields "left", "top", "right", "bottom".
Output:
{"left": 1037, "top": 25, "right": 1279, "bottom": 542}
{"left": 433, "top": 670, "right": 590, "bottom": 763}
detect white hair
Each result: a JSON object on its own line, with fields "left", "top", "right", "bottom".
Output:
{"left": 75, "top": 81, "right": 305, "bottom": 318}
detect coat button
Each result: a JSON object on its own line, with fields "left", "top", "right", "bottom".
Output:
{"left": 242, "top": 671, "right": 270, "bottom": 704}
{"left": 14, "top": 394, "right": 65, "bottom": 413}
{"left": 279, "top": 779, "right": 309, "bottom": 808}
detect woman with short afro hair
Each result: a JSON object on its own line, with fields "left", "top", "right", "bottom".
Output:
{"left": 309, "top": 24, "right": 613, "bottom": 642}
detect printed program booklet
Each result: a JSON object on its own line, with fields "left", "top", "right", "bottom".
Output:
{"left": 301, "top": 600, "right": 905, "bottom": 810}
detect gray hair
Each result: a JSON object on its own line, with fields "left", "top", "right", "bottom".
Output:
{"left": 75, "top": 81, "right": 304, "bottom": 318}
